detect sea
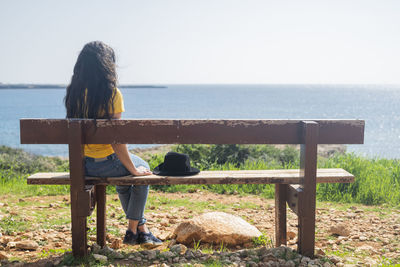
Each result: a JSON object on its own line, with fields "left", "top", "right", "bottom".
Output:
{"left": 1, "top": 84, "right": 400, "bottom": 158}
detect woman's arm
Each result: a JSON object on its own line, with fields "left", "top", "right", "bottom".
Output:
{"left": 111, "top": 113, "right": 152, "bottom": 176}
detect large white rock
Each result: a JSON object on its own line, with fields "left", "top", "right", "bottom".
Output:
{"left": 173, "top": 212, "right": 262, "bottom": 246}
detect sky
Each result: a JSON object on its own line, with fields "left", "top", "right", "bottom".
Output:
{"left": 0, "top": 0, "right": 399, "bottom": 84}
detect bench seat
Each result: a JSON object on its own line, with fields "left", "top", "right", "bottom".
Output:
{"left": 27, "top": 168, "right": 354, "bottom": 185}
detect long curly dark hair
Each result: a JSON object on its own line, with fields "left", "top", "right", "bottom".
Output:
{"left": 65, "top": 41, "right": 117, "bottom": 120}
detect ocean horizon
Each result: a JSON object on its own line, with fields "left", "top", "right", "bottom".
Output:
{"left": 1, "top": 84, "right": 399, "bottom": 158}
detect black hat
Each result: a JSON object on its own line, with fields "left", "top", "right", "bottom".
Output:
{"left": 153, "top": 152, "right": 200, "bottom": 176}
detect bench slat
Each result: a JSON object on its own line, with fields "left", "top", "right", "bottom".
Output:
{"left": 27, "top": 168, "right": 354, "bottom": 185}
{"left": 20, "top": 119, "right": 365, "bottom": 145}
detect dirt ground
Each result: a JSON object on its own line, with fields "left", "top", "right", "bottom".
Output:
{"left": 0, "top": 190, "right": 399, "bottom": 266}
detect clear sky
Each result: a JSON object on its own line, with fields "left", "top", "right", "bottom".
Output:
{"left": 0, "top": 0, "right": 399, "bottom": 84}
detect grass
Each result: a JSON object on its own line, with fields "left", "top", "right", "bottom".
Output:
{"left": 252, "top": 234, "right": 274, "bottom": 248}
{"left": 39, "top": 248, "right": 71, "bottom": 259}
{"left": 0, "top": 215, "right": 28, "bottom": 235}
{"left": 1, "top": 144, "right": 400, "bottom": 207}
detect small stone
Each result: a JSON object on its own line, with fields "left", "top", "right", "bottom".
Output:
{"left": 110, "top": 250, "right": 124, "bottom": 259}
{"left": 278, "top": 259, "right": 287, "bottom": 265}
{"left": 316, "top": 248, "right": 325, "bottom": 256}
{"left": 6, "top": 241, "right": 16, "bottom": 249}
{"left": 168, "top": 239, "right": 177, "bottom": 248}
{"left": 110, "top": 239, "right": 122, "bottom": 249}
{"left": 284, "top": 260, "right": 295, "bottom": 267}
{"left": 287, "top": 231, "right": 296, "bottom": 240}
{"left": 99, "top": 246, "right": 115, "bottom": 256}
{"left": 161, "top": 251, "right": 175, "bottom": 258}
{"left": 356, "top": 245, "right": 377, "bottom": 254}
{"left": 359, "top": 235, "right": 368, "bottom": 241}
{"left": 364, "top": 259, "right": 378, "bottom": 266}
{"left": 170, "top": 244, "right": 187, "bottom": 255}
{"left": 272, "top": 246, "right": 286, "bottom": 258}
{"left": 160, "top": 219, "right": 169, "bottom": 227}
{"left": 0, "top": 251, "right": 9, "bottom": 260}
{"left": 0, "top": 236, "right": 10, "bottom": 245}
{"left": 184, "top": 249, "right": 195, "bottom": 259}
{"left": 329, "top": 256, "right": 341, "bottom": 264}
{"left": 301, "top": 256, "right": 311, "bottom": 264}
{"left": 93, "top": 254, "right": 108, "bottom": 264}
{"left": 15, "top": 240, "right": 39, "bottom": 250}
{"left": 145, "top": 250, "right": 158, "bottom": 260}
{"left": 200, "top": 255, "right": 211, "bottom": 261}
{"left": 262, "top": 253, "right": 277, "bottom": 262}
{"left": 91, "top": 243, "right": 101, "bottom": 254}
{"left": 329, "top": 223, "right": 350, "bottom": 237}
{"left": 158, "top": 231, "right": 171, "bottom": 241}
{"left": 194, "top": 250, "right": 203, "bottom": 257}
{"left": 257, "top": 246, "right": 269, "bottom": 256}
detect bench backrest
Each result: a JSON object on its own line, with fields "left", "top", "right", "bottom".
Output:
{"left": 20, "top": 119, "right": 364, "bottom": 145}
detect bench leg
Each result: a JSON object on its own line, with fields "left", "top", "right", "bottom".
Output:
{"left": 275, "top": 184, "right": 287, "bottom": 247}
{"left": 96, "top": 185, "right": 107, "bottom": 248}
{"left": 70, "top": 192, "right": 88, "bottom": 257}
{"left": 68, "top": 121, "right": 90, "bottom": 257}
{"left": 298, "top": 204, "right": 316, "bottom": 257}
{"left": 297, "top": 121, "right": 318, "bottom": 257}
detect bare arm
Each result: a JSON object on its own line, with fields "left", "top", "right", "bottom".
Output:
{"left": 111, "top": 113, "right": 152, "bottom": 176}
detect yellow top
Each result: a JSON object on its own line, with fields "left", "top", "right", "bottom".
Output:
{"left": 84, "top": 88, "right": 125, "bottom": 158}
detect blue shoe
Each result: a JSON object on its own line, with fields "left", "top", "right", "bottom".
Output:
{"left": 123, "top": 229, "right": 139, "bottom": 245}
{"left": 138, "top": 231, "right": 163, "bottom": 248}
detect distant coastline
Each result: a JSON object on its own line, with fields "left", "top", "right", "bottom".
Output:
{"left": 0, "top": 83, "right": 167, "bottom": 89}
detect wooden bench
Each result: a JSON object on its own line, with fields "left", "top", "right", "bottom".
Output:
{"left": 20, "top": 119, "right": 364, "bottom": 258}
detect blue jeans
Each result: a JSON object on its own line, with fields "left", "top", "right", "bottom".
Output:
{"left": 85, "top": 153, "right": 149, "bottom": 225}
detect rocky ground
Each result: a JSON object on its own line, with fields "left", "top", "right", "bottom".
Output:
{"left": 0, "top": 191, "right": 399, "bottom": 266}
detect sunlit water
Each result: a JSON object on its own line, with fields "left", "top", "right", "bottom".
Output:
{"left": 1, "top": 84, "right": 399, "bottom": 158}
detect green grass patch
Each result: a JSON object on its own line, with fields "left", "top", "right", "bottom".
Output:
{"left": 0, "top": 215, "right": 29, "bottom": 235}
{"left": 1, "top": 144, "right": 400, "bottom": 206}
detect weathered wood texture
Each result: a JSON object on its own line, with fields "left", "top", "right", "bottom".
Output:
{"left": 95, "top": 185, "right": 107, "bottom": 248}
{"left": 20, "top": 119, "right": 365, "bottom": 145}
{"left": 297, "top": 121, "right": 318, "bottom": 257}
{"left": 27, "top": 168, "right": 354, "bottom": 185}
{"left": 67, "top": 121, "right": 88, "bottom": 258}
{"left": 275, "top": 184, "right": 287, "bottom": 247}
{"left": 286, "top": 184, "right": 302, "bottom": 215}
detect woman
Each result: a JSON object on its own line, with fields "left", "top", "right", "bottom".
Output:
{"left": 64, "top": 41, "right": 162, "bottom": 247}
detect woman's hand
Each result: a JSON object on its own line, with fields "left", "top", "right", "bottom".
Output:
{"left": 131, "top": 166, "right": 152, "bottom": 176}
{"left": 111, "top": 113, "right": 152, "bottom": 177}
